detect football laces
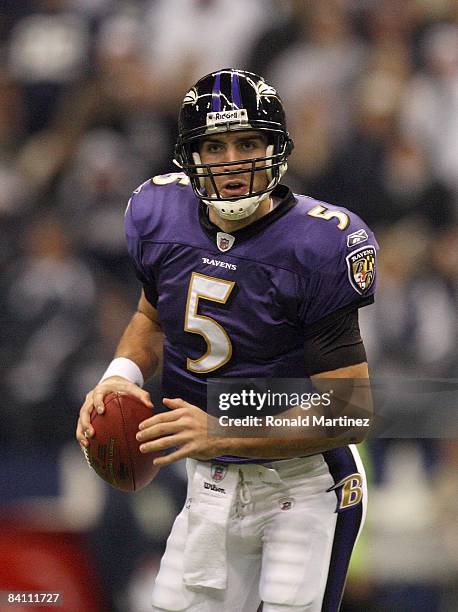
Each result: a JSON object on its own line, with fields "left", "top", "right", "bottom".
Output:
{"left": 81, "top": 444, "right": 93, "bottom": 469}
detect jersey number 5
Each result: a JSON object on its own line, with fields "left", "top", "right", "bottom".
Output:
{"left": 307, "top": 204, "right": 350, "bottom": 230}
{"left": 152, "top": 172, "right": 190, "bottom": 187}
{"left": 184, "top": 273, "right": 235, "bottom": 373}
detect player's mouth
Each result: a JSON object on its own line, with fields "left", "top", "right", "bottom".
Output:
{"left": 220, "top": 180, "right": 249, "bottom": 197}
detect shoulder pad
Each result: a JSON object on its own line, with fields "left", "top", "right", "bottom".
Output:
{"left": 125, "top": 174, "right": 194, "bottom": 239}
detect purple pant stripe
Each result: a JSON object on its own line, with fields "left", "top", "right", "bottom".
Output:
{"left": 321, "top": 447, "right": 364, "bottom": 611}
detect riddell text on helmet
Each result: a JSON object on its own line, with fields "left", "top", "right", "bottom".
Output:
{"left": 206, "top": 109, "right": 248, "bottom": 126}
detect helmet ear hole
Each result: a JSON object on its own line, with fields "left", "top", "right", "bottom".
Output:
{"left": 192, "top": 152, "right": 206, "bottom": 189}
{"left": 266, "top": 144, "right": 274, "bottom": 182}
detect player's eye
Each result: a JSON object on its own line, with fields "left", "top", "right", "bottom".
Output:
{"left": 204, "top": 142, "right": 224, "bottom": 154}
{"left": 239, "top": 139, "right": 264, "bottom": 153}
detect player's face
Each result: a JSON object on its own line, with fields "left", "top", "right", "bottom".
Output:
{"left": 198, "top": 131, "right": 269, "bottom": 199}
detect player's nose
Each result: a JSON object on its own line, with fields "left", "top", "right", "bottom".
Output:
{"left": 213, "top": 144, "right": 250, "bottom": 181}
{"left": 223, "top": 145, "right": 249, "bottom": 167}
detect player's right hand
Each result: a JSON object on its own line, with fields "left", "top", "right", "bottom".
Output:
{"left": 76, "top": 376, "right": 153, "bottom": 447}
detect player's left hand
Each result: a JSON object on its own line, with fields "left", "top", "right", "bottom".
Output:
{"left": 136, "top": 398, "right": 220, "bottom": 465}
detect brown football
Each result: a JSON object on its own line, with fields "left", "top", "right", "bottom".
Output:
{"left": 84, "top": 392, "right": 160, "bottom": 491}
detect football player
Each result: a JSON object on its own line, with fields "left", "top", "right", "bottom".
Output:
{"left": 77, "top": 69, "right": 377, "bottom": 611}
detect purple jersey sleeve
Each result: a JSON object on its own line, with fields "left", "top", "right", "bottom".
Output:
{"left": 297, "top": 209, "right": 378, "bottom": 331}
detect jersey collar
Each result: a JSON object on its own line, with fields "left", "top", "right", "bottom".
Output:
{"left": 198, "top": 184, "right": 297, "bottom": 245}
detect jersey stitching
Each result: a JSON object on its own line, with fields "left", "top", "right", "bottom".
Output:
{"left": 139, "top": 238, "right": 315, "bottom": 279}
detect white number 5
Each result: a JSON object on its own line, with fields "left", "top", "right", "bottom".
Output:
{"left": 152, "top": 172, "right": 190, "bottom": 186}
{"left": 307, "top": 204, "right": 350, "bottom": 230}
{"left": 184, "top": 273, "right": 235, "bottom": 373}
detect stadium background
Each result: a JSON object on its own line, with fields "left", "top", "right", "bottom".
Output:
{"left": 0, "top": 1, "right": 457, "bottom": 610}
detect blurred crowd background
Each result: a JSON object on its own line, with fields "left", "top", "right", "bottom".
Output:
{"left": 0, "top": 0, "right": 457, "bottom": 610}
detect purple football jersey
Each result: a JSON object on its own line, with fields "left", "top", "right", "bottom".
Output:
{"left": 125, "top": 174, "right": 378, "bottom": 421}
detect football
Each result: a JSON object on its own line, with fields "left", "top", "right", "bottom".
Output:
{"left": 83, "top": 392, "right": 160, "bottom": 492}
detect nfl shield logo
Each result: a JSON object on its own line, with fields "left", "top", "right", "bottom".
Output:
{"left": 346, "top": 246, "right": 376, "bottom": 294}
{"left": 217, "top": 232, "right": 235, "bottom": 252}
{"left": 211, "top": 463, "right": 227, "bottom": 482}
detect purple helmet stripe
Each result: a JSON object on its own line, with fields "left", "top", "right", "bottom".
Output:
{"left": 211, "top": 72, "right": 222, "bottom": 112}
{"left": 231, "top": 72, "right": 242, "bottom": 109}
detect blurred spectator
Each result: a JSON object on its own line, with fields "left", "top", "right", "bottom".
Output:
{"left": 2, "top": 0, "right": 114, "bottom": 195}
{"left": 246, "top": 0, "right": 304, "bottom": 77}
{"left": 93, "top": 10, "right": 175, "bottom": 174}
{"left": 63, "top": 282, "right": 140, "bottom": 410}
{"left": 261, "top": 1, "right": 369, "bottom": 213}
{"left": 58, "top": 128, "right": 147, "bottom": 278}
{"left": 0, "top": 1, "right": 35, "bottom": 42}
{"left": 312, "top": 40, "right": 411, "bottom": 227}
{"left": 0, "top": 161, "right": 31, "bottom": 269}
{"left": 6, "top": 0, "right": 92, "bottom": 134}
{"left": 3, "top": 214, "right": 96, "bottom": 447}
{"left": 380, "top": 137, "right": 454, "bottom": 229}
{"left": 0, "top": 69, "right": 26, "bottom": 149}
{"left": 364, "top": 0, "right": 417, "bottom": 48}
{"left": 282, "top": 88, "right": 338, "bottom": 199}
{"left": 400, "top": 23, "right": 458, "bottom": 196}
{"left": 268, "top": 0, "right": 366, "bottom": 108}
{"left": 68, "top": 0, "right": 113, "bottom": 18}
{"left": 361, "top": 220, "right": 458, "bottom": 377}
{"left": 142, "top": 0, "right": 279, "bottom": 107}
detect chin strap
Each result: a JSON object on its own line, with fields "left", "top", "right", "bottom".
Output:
{"left": 202, "top": 193, "right": 269, "bottom": 220}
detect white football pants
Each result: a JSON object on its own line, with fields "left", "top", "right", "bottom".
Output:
{"left": 151, "top": 446, "right": 366, "bottom": 612}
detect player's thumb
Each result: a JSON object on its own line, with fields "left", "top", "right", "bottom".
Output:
{"left": 163, "top": 397, "right": 185, "bottom": 410}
